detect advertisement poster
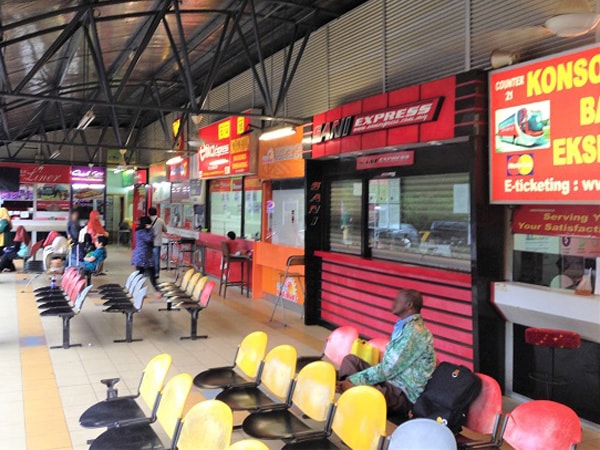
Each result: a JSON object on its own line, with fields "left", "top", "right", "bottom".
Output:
{"left": 168, "top": 158, "right": 190, "bottom": 182}
{"left": 149, "top": 162, "right": 167, "bottom": 184}
{"left": 171, "top": 181, "right": 191, "bottom": 203}
{"left": 489, "top": 44, "right": 600, "bottom": 204}
{"left": 197, "top": 115, "right": 257, "bottom": 178}
{"left": 258, "top": 126, "right": 304, "bottom": 179}
{"left": 0, "top": 184, "right": 34, "bottom": 201}
{"left": 36, "top": 183, "right": 70, "bottom": 212}
{"left": 512, "top": 205, "right": 600, "bottom": 238}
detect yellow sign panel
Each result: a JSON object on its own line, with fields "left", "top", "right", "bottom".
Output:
{"left": 218, "top": 120, "right": 231, "bottom": 140}
{"left": 237, "top": 117, "right": 246, "bottom": 135}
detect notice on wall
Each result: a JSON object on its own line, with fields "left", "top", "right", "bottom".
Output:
{"left": 489, "top": 44, "right": 600, "bottom": 204}
{"left": 512, "top": 205, "right": 600, "bottom": 238}
{"left": 453, "top": 183, "right": 470, "bottom": 214}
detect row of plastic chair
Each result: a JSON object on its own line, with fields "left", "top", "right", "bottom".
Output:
{"left": 192, "top": 331, "right": 387, "bottom": 449}
{"left": 99, "top": 271, "right": 148, "bottom": 343}
{"left": 79, "top": 353, "right": 267, "bottom": 450}
{"left": 33, "top": 267, "right": 93, "bottom": 349}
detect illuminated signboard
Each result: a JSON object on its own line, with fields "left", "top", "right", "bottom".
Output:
{"left": 197, "top": 115, "right": 257, "bottom": 178}
{"left": 489, "top": 44, "right": 600, "bottom": 204}
{"left": 70, "top": 166, "right": 106, "bottom": 184}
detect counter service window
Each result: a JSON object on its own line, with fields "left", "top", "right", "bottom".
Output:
{"left": 330, "top": 179, "right": 363, "bottom": 255}
{"left": 209, "top": 178, "right": 242, "bottom": 237}
{"left": 270, "top": 180, "right": 305, "bottom": 248}
{"left": 513, "top": 234, "right": 598, "bottom": 292}
{"left": 244, "top": 179, "right": 262, "bottom": 240}
{"left": 368, "top": 173, "right": 471, "bottom": 270}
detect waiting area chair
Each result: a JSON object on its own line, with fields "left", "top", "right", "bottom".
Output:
{"left": 177, "top": 280, "right": 216, "bottom": 340}
{"left": 296, "top": 325, "right": 359, "bottom": 371}
{"left": 79, "top": 353, "right": 172, "bottom": 428}
{"left": 88, "top": 373, "right": 193, "bottom": 450}
{"left": 160, "top": 271, "right": 203, "bottom": 311}
{"left": 193, "top": 331, "right": 268, "bottom": 389}
{"left": 282, "top": 386, "right": 387, "bottom": 450}
{"left": 103, "top": 285, "right": 148, "bottom": 343}
{"left": 242, "top": 361, "right": 336, "bottom": 443}
{"left": 176, "top": 399, "right": 233, "bottom": 450}
{"left": 216, "top": 345, "right": 297, "bottom": 414}
{"left": 388, "top": 418, "right": 458, "bottom": 450}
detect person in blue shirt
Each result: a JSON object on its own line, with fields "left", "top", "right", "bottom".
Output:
{"left": 82, "top": 235, "right": 108, "bottom": 272}
{"left": 132, "top": 216, "right": 160, "bottom": 294}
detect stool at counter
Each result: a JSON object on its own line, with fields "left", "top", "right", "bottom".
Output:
{"left": 525, "top": 327, "right": 581, "bottom": 399}
{"left": 174, "top": 238, "right": 196, "bottom": 270}
{"left": 269, "top": 255, "right": 305, "bottom": 327}
{"left": 219, "top": 241, "right": 250, "bottom": 299}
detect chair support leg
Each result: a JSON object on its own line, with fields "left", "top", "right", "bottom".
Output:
{"left": 114, "top": 312, "right": 142, "bottom": 343}
{"left": 50, "top": 316, "right": 82, "bottom": 349}
{"left": 158, "top": 299, "right": 180, "bottom": 312}
{"left": 180, "top": 309, "right": 207, "bottom": 341}
{"left": 270, "top": 274, "right": 288, "bottom": 327}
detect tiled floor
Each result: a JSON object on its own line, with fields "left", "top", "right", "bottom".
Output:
{"left": 0, "top": 245, "right": 598, "bottom": 450}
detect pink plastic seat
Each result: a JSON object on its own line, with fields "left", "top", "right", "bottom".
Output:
{"left": 323, "top": 326, "right": 360, "bottom": 366}
{"left": 458, "top": 373, "right": 503, "bottom": 447}
{"left": 502, "top": 400, "right": 581, "bottom": 450}
{"left": 368, "top": 338, "right": 389, "bottom": 362}
{"left": 296, "top": 326, "right": 359, "bottom": 371}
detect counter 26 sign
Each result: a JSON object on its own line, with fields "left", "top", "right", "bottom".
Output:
{"left": 489, "top": 44, "right": 600, "bottom": 204}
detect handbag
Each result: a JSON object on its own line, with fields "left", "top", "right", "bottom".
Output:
{"left": 350, "top": 339, "right": 380, "bottom": 366}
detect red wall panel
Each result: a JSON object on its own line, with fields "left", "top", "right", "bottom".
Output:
{"left": 316, "top": 251, "right": 474, "bottom": 369}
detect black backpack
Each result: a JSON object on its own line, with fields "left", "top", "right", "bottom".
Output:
{"left": 412, "top": 362, "right": 482, "bottom": 433}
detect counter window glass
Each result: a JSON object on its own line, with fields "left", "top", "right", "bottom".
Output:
{"left": 209, "top": 178, "right": 242, "bottom": 237}
{"left": 244, "top": 186, "right": 262, "bottom": 240}
{"left": 330, "top": 179, "right": 363, "bottom": 255}
{"left": 368, "top": 173, "right": 471, "bottom": 270}
{"left": 513, "top": 234, "right": 598, "bottom": 291}
{"left": 270, "top": 180, "right": 305, "bottom": 248}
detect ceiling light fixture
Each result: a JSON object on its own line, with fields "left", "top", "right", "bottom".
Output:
{"left": 544, "top": 0, "right": 600, "bottom": 37}
{"left": 76, "top": 109, "right": 96, "bottom": 130}
{"left": 166, "top": 155, "right": 183, "bottom": 165}
{"left": 259, "top": 126, "right": 296, "bottom": 141}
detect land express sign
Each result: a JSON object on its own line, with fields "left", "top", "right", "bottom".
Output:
{"left": 197, "top": 116, "right": 256, "bottom": 178}
{"left": 489, "top": 44, "right": 600, "bottom": 204}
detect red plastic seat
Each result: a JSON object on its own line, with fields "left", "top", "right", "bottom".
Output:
{"left": 368, "top": 338, "right": 389, "bottom": 362}
{"left": 502, "top": 400, "right": 581, "bottom": 450}
{"left": 458, "top": 373, "right": 503, "bottom": 447}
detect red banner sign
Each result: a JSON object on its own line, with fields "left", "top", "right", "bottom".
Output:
{"left": 149, "top": 162, "right": 167, "bottom": 184}
{"left": 512, "top": 205, "right": 600, "bottom": 238}
{"left": 168, "top": 158, "right": 189, "bottom": 182}
{"left": 198, "top": 116, "right": 255, "bottom": 178}
{"left": 356, "top": 151, "right": 415, "bottom": 170}
{"left": 0, "top": 163, "right": 70, "bottom": 184}
{"left": 490, "top": 44, "right": 600, "bottom": 204}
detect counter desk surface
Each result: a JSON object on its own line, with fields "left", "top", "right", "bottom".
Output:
{"left": 492, "top": 281, "right": 600, "bottom": 344}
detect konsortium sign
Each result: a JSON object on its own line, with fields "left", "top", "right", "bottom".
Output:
{"left": 489, "top": 44, "right": 600, "bottom": 204}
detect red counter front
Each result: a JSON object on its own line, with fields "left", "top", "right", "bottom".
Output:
{"left": 315, "top": 251, "right": 474, "bottom": 369}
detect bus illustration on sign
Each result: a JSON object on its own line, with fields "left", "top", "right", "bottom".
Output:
{"left": 495, "top": 101, "right": 550, "bottom": 151}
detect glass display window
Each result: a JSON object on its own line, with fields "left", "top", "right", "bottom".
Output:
{"left": 330, "top": 179, "right": 363, "bottom": 255}
{"left": 269, "top": 179, "right": 305, "bottom": 248}
{"left": 209, "top": 178, "right": 242, "bottom": 237}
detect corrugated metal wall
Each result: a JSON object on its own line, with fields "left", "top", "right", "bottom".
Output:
{"left": 138, "top": 0, "right": 599, "bottom": 163}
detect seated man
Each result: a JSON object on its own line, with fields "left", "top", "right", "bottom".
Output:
{"left": 82, "top": 235, "right": 108, "bottom": 273}
{"left": 337, "top": 289, "right": 436, "bottom": 420}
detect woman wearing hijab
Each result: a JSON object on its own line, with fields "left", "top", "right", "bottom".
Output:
{"left": 0, "top": 207, "right": 12, "bottom": 251}
{"left": 132, "top": 216, "right": 160, "bottom": 295}
{"left": 78, "top": 210, "right": 109, "bottom": 243}
{"left": 0, "top": 225, "right": 30, "bottom": 272}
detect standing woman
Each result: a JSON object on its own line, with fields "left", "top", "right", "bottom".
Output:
{"left": 0, "top": 207, "right": 12, "bottom": 252}
{"left": 132, "top": 216, "right": 161, "bottom": 296}
{"left": 0, "top": 225, "right": 29, "bottom": 272}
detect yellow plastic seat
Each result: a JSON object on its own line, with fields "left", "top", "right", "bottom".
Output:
{"left": 171, "top": 275, "right": 208, "bottom": 303}
{"left": 158, "top": 268, "right": 194, "bottom": 290}
{"left": 89, "top": 373, "right": 194, "bottom": 450}
{"left": 229, "top": 440, "right": 270, "bottom": 450}
{"left": 282, "top": 386, "right": 387, "bottom": 450}
{"left": 79, "top": 353, "right": 172, "bottom": 428}
{"left": 164, "top": 272, "right": 202, "bottom": 298}
{"left": 194, "top": 331, "right": 268, "bottom": 389}
{"left": 176, "top": 400, "right": 233, "bottom": 450}
{"left": 216, "top": 344, "right": 297, "bottom": 412}
{"left": 242, "top": 361, "right": 336, "bottom": 441}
